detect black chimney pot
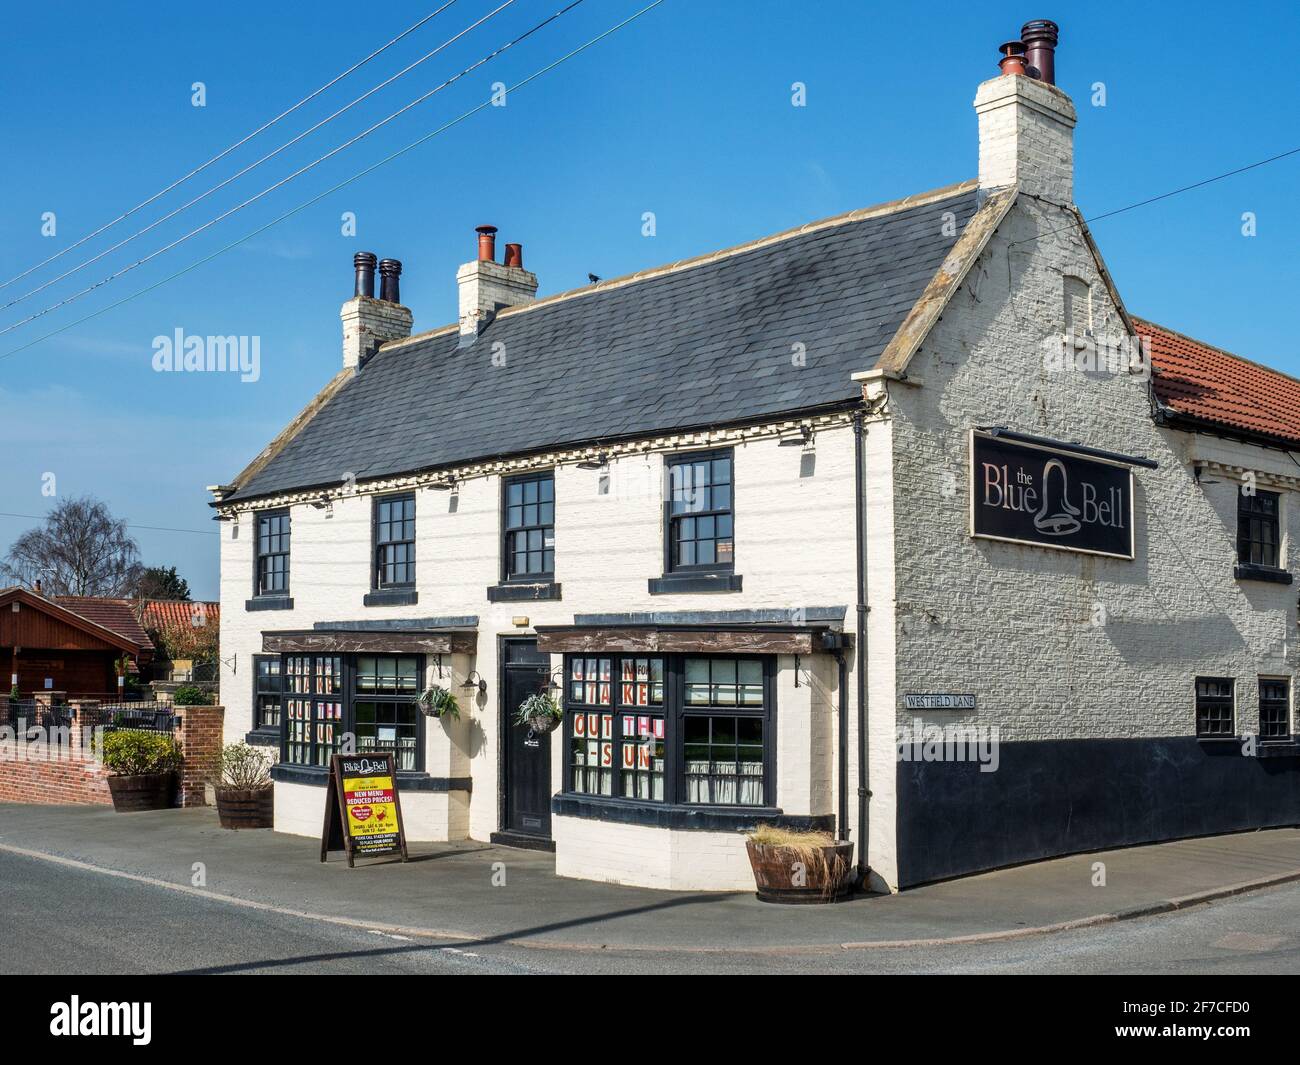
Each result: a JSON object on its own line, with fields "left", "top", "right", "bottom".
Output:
{"left": 378, "top": 258, "right": 402, "bottom": 304}
{"left": 1021, "top": 19, "right": 1059, "bottom": 86}
{"left": 354, "top": 252, "right": 377, "bottom": 298}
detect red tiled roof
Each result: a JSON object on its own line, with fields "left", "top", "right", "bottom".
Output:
{"left": 53, "top": 597, "right": 154, "bottom": 650}
{"left": 1137, "top": 318, "right": 1300, "bottom": 447}
{"left": 139, "top": 599, "right": 219, "bottom": 633}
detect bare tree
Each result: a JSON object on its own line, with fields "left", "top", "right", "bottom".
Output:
{"left": 1, "top": 496, "right": 142, "bottom": 596}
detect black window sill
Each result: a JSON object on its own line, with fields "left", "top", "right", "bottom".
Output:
{"left": 648, "top": 573, "right": 743, "bottom": 596}
{"left": 1258, "top": 740, "right": 1300, "bottom": 758}
{"left": 245, "top": 729, "right": 280, "bottom": 748}
{"left": 246, "top": 596, "right": 294, "bottom": 611}
{"left": 363, "top": 588, "right": 419, "bottom": 607}
{"left": 1233, "top": 564, "right": 1293, "bottom": 585}
{"left": 551, "top": 793, "right": 831, "bottom": 833}
{"left": 269, "top": 763, "right": 469, "bottom": 791}
{"left": 487, "top": 581, "right": 562, "bottom": 603}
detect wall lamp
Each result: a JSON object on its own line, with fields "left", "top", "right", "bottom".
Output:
{"left": 577, "top": 452, "right": 609, "bottom": 470}
{"left": 460, "top": 671, "right": 487, "bottom": 696}
{"left": 778, "top": 425, "right": 814, "bottom": 448}
{"left": 430, "top": 476, "right": 458, "bottom": 491}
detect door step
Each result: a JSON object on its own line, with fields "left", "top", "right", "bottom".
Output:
{"left": 490, "top": 831, "right": 556, "bottom": 853}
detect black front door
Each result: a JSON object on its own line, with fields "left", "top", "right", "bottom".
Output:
{"left": 502, "top": 640, "right": 552, "bottom": 839}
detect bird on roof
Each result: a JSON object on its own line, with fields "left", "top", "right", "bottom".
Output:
{"left": 587, "top": 273, "right": 601, "bottom": 285}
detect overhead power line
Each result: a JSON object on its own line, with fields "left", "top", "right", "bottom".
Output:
{"left": 1, "top": 0, "right": 520, "bottom": 314}
{"left": 0, "top": 0, "right": 666, "bottom": 365}
{"left": 1009, "top": 144, "right": 1300, "bottom": 247}
{"left": 0, "top": 511, "right": 218, "bottom": 537}
{"left": 0, "top": 2, "right": 463, "bottom": 294}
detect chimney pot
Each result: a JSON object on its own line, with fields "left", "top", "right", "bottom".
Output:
{"left": 504, "top": 243, "right": 523, "bottom": 269}
{"left": 378, "top": 258, "right": 403, "bottom": 304}
{"left": 476, "top": 225, "right": 498, "bottom": 262}
{"left": 1021, "top": 19, "right": 1059, "bottom": 85}
{"left": 354, "top": 251, "right": 377, "bottom": 298}
{"left": 998, "top": 40, "right": 1027, "bottom": 77}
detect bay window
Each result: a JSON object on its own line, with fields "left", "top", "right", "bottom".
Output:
{"left": 281, "top": 654, "right": 424, "bottom": 771}
{"left": 252, "top": 654, "right": 282, "bottom": 731}
{"left": 563, "top": 654, "right": 772, "bottom": 807}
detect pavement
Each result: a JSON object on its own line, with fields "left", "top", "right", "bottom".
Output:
{"left": 1, "top": 803, "right": 1297, "bottom": 954}
{"left": 4, "top": 846, "right": 1297, "bottom": 974}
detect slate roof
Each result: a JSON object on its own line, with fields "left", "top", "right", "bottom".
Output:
{"left": 225, "top": 183, "right": 980, "bottom": 502}
{"left": 1138, "top": 319, "right": 1300, "bottom": 448}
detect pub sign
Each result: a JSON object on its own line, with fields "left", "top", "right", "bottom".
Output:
{"left": 970, "top": 430, "right": 1135, "bottom": 560}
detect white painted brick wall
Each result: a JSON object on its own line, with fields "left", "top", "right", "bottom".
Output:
{"left": 219, "top": 429, "right": 860, "bottom": 883}
{"left": 886, "top": 196, "right": 1296, "bottom": 749}
{"left": 975, "top": 75, "right": 1076, "bottom": 204}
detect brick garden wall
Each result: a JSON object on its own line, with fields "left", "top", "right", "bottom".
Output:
{"left": 0, "top": 703, "right": 224, "bottom": 809}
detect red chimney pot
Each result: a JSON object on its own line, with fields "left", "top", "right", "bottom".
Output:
{"left": 504, "top": 243, "right": 523, "bottom": 269}
{"left": 476, "top": 225, "right": 498, "bottom": 263}
{"left": 998, "top": 40, "right": 1027, "bottom": 77}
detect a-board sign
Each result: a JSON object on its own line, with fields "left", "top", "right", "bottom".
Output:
{"left": 320, "top": 752, "right": 409, "bottom": 867}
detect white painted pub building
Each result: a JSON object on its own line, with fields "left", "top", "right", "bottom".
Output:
{"left": 212, "top": 22, "right": 1299, "bottom": 891}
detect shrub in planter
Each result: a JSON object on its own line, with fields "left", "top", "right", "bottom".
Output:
{"left": 215, "top": 742, "right": 274, "bottom": 829}
{"left": 418, "top": 685, "right": 461, "bottom": 721}
{"left": 172, "top": 685, "right": 209, "bottom": 706}
{"left": 101, "top": 731, "right": 181, "bottom": 813}
{"left": 514, "top": 692, "right": 562, "bottom": 734}
{"left": 744, "top": 825, "right": 854, "bottom": 904}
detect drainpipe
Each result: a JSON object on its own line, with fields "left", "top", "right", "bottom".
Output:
{"left": 834, "top": 649, "right": 848, "bottom": 840}
{"left": 852, "top": 411, "right": 871, "bottom": 888}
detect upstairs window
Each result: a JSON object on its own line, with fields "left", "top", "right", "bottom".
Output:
{"left": 504, "top": 472, "right": 555, "bottom": 580}
{"left": 666, "top": 449, "right": 734, "bottom": 572}
{"left": 374, "top": 493, "right": 416, "bottom": 588}
{"left": 1195, "top": 677, "right": 1235, "bottom": 738}
{"left": 255, "top": 511, "right": 290, "bottom": 596}
{"left": 1237, "top": 489, "right": 1280, "bottom": 570}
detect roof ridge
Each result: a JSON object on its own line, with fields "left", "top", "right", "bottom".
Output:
{"left": 384, "top": 179, "right": 979, "bottom": 353}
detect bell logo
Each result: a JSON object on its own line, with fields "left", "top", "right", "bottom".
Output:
{"left": 1032, "top": 459, "right": 1081, "bottom": 536}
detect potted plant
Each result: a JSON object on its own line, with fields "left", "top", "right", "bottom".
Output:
{"left": 215, "top": 742, "right": 274, "bottom": 829}
{"left": 418, "top": 685, "right": 461, "bottom": 721}
{"left": 101, "top": 731, "right": 180, "bottom": 812}
{"left": 514, "top": 691, "right": 562, "bottom": 734}
{"left": 744, "top": 824, "right": 854, "bottom": 903}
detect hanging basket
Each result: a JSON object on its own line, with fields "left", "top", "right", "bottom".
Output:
{"left": 526, "top": 711, "right": 561, "bottom": 735}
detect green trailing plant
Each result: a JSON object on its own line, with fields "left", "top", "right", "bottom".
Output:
{"left": 418, "top": 685, "right": 461, "bottom": 721}
{"left": 218, "top": 742, "right": 273, "bottom": 790}
{"left": 8, "top": 684, "right": 19, "bottom": 704}
{"left": 514, "top": 692, "right": 562, "bottom": 728}
{"left": 100, "top": 731, "right": 180, "bottom": 776}
{"left": 172, "top": 685, "right": 209, "bottom": 706}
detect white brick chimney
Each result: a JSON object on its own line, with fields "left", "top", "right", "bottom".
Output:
{"left": 975, "top": 20, "right": 1075, "bottom": 205}
{"left": 341, "top": 253, "right": 412, "bottom": 370}
{"left": 457, "top": 226, "right": 538, "bottom": 341}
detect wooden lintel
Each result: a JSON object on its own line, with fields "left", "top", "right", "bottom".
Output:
{"left": 535, "top": 628, "right": 821, "bottom": 656}
{"left": 263, "top": 630, "right": 477, "bottom": 656}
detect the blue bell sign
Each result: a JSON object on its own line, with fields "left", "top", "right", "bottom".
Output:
{"left": 970, "top": 430, "right": 1136, "bottom": 559}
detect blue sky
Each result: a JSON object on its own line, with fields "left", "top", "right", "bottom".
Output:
{"left": 1, "top": 1, "right": 1297, "bottom": 599}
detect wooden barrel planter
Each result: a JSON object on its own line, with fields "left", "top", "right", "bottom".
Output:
{"left": 107, "top": 772, "right": 176, "bottom": 813}
{"left": 215, "top": 787, "right": 274, "bottom": 829}
{"left": 745, "top": 839, "right": 855, "bottom": 904}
